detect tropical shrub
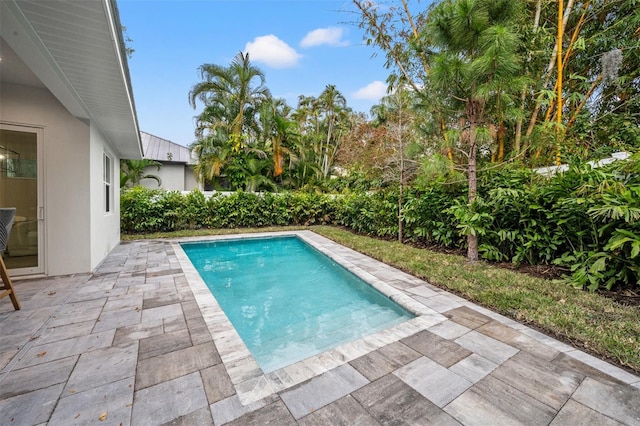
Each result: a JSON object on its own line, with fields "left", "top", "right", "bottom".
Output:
{"left": 121, "top": 154, "right": 640, "bottom": 291}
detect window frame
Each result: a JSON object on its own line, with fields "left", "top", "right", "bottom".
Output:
{"left": 103, "top": 153, "right": 113, "bottom": 214}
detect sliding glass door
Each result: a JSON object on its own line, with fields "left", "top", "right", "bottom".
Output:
{"left": 0, "top": 124, "right": 43, "bottom": 275}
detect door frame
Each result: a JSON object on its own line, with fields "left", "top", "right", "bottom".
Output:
{"left": 0, "top": 122, "right": 45, "bottom": 276}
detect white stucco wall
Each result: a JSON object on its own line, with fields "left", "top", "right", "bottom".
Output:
{"left": 185, "top": 166, "right": 200, "bottom": 191}
{"left": 140, "top": 163, "right": 201, "bottom": 192}
{"left": 1, "top": 82, "right": 116, "bottom": 276}
{"left": 141, "top": 164, "right": 184, "bottom": 191}
{"left": 89, "top": 125, "right": 121, "bottom": 271}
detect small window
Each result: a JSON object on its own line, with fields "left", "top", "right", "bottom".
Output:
{"left": 104, "top": 153, "right": 112, "bottom": 213}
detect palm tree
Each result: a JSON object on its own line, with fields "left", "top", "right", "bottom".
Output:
{"left": 317, "top": 85, "right": 350, "bottom": 178}
{"left": 242, "top": 158, "right": 277, "bottom": 192}
{"left": 120, "top": 159, "right": 162, "bottom": 188}
{"left": 189, "top": 52, "right": 271, "bottom": 152}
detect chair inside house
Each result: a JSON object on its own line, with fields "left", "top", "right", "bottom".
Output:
{"left": 0, "top": 207, "right": 21, "bottom": 310}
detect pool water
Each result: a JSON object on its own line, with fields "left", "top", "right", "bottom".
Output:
{"left": 182, "top": 236, "right": 414, "bottom": 373}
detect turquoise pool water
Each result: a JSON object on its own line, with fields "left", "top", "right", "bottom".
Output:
{"left": 182, "top": 236, "right": 413, "bottom": 373}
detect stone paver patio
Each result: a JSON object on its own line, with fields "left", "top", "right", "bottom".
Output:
{"left": 1, "top": 230, "right": 639, "bottom": 425}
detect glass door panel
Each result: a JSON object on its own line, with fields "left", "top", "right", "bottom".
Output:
{"left": 0, "top": 126, "right": 42, "bottom": 274}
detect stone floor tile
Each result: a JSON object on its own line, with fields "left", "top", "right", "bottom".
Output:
{"left": 449, "top": 354, "right": 498, "bottom": 384}
{"left": 401, "top": 330, "right": 472, "bottom": 368}
{"left": 520, "top": 327, "right": 575, "bottom": 353}
{"left": 112, "top": 319, "right": 165, "bottom": 346}
{"left": 224, "top": 355, "right": 263, "bottom": 385}
{"left": 163, "top": 314, "right": 188, "bottom": 332}
{"left": 138, "top": 329, "right": 192, "bottom": 360}
{"left": 490, "top": 351, "right": 583, "bottom": 410}
{"left": 161, "top": 406, "right": 214, "bottom": 426}
{"left": 92, "top": 305, "right": 142, "bottom": 333}
{"left": 64, "top": 341, "right": 138, "bottom": 395}
{"left": 49, "top": 377, "right": 134, "bottom": 426}
{"left": 47, "top": 299, "right": 106, "bottom": 328}
{"left": 476, "top": 321, "right": 560, "bottom": 361}
{"left": 135, "top": 342, "right": 220, "bottom": 390}
{"left": 226, "top": 399, "right": 297, "bottom": 426}
{"left": 454, "top": 330, "right": 519, "bottom": 365}
{"left": 0, "top": 349, "right": 18, "bottom": 370}
{"left": 411, "top": 294, "right": 463, "bottom": 313}
{"left": 350, "top": 341, "right": 421, "bottom": 381}
{"left": 201, "top": 364, "right": 235, "bottom": 404}
{"left": 406, "top": 285, "right": 441, "bottom": 299}
{"left": 428, "top": 319, "right": 471, "bottom": 340}
{"left": 444, "top": 375, "right": 557, "bottom": 425}
{"left": 565, "top": 350, "right": 640, "bottom": 385}
{"left": 444, "top": 306, "right": 492, "bottom": 330}
{"left": 37, "top": 320, "right": 96, "bottom": 345}
{"left": 280, "top": 364, "right": 369, "bottom": 419}
{"left": 210, "top": 394, "right": 277, "bottom": 425}
{"left": 2, "top": 306, "right": 58, "bottom": 335}
{"left": 236, "top": 374, "right": 276, "bottom": 405}
{"left": 571, "top": 377, "right": 640, "bottom": 425}
{"left": 188, "top": 324, "right": 214, "bottom": 345}
{"left": 132, "top": 372, "right": 208, "bottom": 426}
{"left": 0, "top": 384, "right": 64, "bottom": 425}
{"left": 550, "top": 399, "right": 623, "bottom": 425}
{"left": 394, "top": 357, "right": 472, "bottom": 408}
{"left": 0, "top": 331, "right": 36, "bottom": 354}
{"left": 21, "top": 287, "right": 75, "bottom": 309}
{"left": 352, "top": 374, "right": 461, "bottom": 425}
{"left": 103, "top": 293, "right": 144, "bottom": 311}
{"left": 181, "top": 299, "right": 203, "bottom": 320}
{"left": 298, "top": 395, "right": 380, "bottom": 426}
{"left": 551, "top": 352, "right": 626, "bottom": 387}
{"left": 282, "top": 361, "right": 316, "bottom": 385}
{"left": 141, "top": 303, "right": 183, "bottom": 324}
{"left": 17, "top": 329, "right": 115, "bottom": 368}
{"left": 143, "top": 292, "right": 181, "bottom": 310}
{"left": 0, "top": 355, "right": 77, "bottom": 399}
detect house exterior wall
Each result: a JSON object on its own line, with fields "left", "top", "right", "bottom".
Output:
{"left": 142, "top": 164, "right": 183, "bottom": 191}
{"left": 185, "top": 166, "right": 200, "bottom": 191}
{"left": 1, "top": 82, "right": 101, "bottom": 275}
{"left": 89, "top": 125, "right": 121, "bottom": 270}
{"left": 141, "top": 164, "right": 200, "bottom": 191}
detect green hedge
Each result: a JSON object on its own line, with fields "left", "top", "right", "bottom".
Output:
{"left": 121, "top": 156, "right": 639, "bottom": 291}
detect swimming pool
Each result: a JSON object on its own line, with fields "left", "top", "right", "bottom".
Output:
{"left": 181, "top": 235, "right": 414, "bottom": 372}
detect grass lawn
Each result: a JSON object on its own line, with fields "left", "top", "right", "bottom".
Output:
{"left": 123, "top": 225, "right": 640, "bottom": 374}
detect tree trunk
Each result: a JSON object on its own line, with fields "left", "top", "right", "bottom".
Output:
{"left": 467, "top": 105, "right": 479, "bottom": 262}
{"left": 398, "top": 181, "right": 403, "bottom": 243}
{"left": 467, "top": 141, "right": 479, "bottom": 262}
{"left": 398, "top": 105, "right": 404, "bottom": 243}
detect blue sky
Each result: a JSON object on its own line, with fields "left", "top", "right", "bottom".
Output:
{"left": 118, "top": 0, "right": 391, "bottom": 147}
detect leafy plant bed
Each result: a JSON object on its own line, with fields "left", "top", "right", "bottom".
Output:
{"left": 336, "top": 225, "right": 640, "bottom": 308}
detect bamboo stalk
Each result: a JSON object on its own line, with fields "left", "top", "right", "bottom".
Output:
{"left": 524, "top": 0, "right": 575, "bottom": 140}
{"left": 556, "top": 0, "right": 564, "bottom": 166}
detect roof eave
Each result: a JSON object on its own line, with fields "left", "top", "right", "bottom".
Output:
{"left": 0, "top": 0, "right": 142, "bottom": 159}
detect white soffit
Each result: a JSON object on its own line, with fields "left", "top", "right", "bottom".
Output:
{"left": 0, "top": 0, "right": 142, "bottom": 159}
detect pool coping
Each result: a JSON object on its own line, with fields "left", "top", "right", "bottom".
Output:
{"left": 173, "top": 230, "right": 449, "bottom": 405}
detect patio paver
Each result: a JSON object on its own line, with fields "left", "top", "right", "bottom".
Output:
{"left": 1, "top": 231, "right": 639, "bottom": 425}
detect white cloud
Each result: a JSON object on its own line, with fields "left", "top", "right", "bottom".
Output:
{"left": 300, "top": 27, "right": 349, "bottom": 48}
{"left": 244, "top": 35, "right": 302, "bottom": 69}
{"left": 352, "top": 81, "right": 388, "bottom": 100}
